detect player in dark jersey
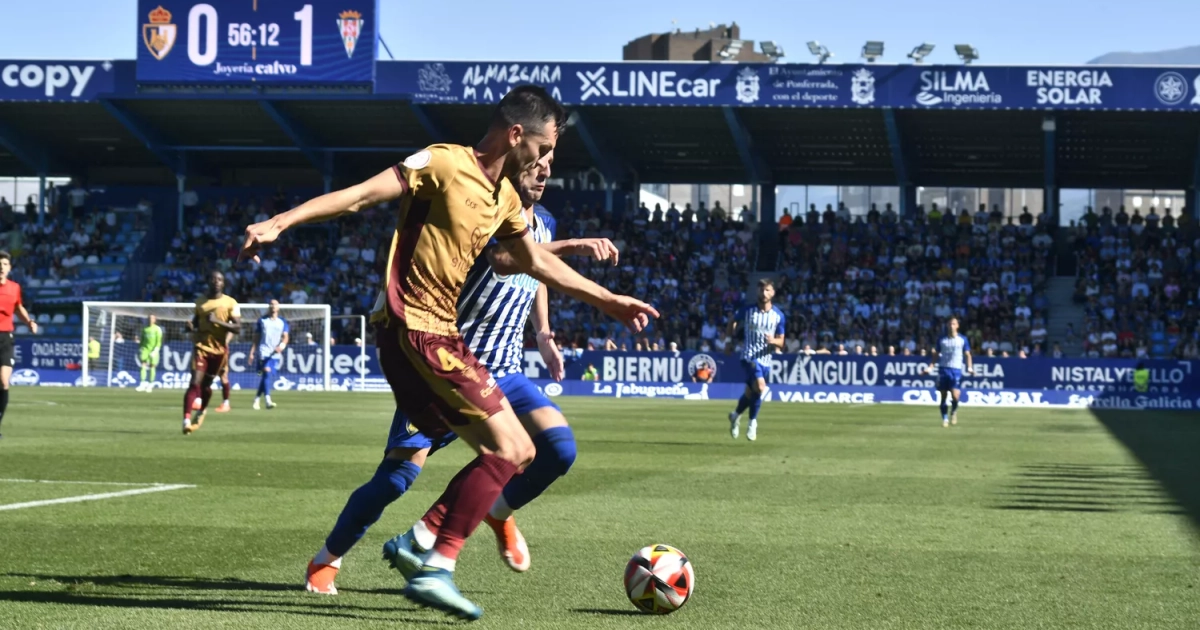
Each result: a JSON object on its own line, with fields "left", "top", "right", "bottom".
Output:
{"left": 0, "top": 251, "right": 37, "bottom": 439}
{"left": 241, "top": 86, "right": 657, "bottom": 620}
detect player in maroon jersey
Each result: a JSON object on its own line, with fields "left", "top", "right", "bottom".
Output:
{"left": 0, "top": 251, "right": 38, "bottom": 439}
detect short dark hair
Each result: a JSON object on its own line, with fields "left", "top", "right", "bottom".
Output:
{"left": 491, "top": 85, "right": 568, "bottom": 136}
{"left": 0, "top": 251, "right": 10, "bottom": 263}
{"left": 757, "top": 278, "right": 774, "bottom": 289}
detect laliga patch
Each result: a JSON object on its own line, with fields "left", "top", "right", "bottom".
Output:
{"left": 403, "top": 150, "right": 432, "bottom": 170}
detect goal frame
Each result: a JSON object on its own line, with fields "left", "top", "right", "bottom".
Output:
{"left": 81, "top": 301, "right": 333, "bottom": 391}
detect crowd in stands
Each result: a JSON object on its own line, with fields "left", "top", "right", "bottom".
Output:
{"left": 1070, "top": 205, "right": 1200, "bottom": 359}
{"left": 140, "top": 188, "right": 1074, "bottom": 359}
{"left": 773, "top": 202, "right": 1055, "bottom": 358}
{"left": 0, "top": 193, "right": 146, "bottom": 283}
{"left": 143, "top": 189, "right": 381, "bottom": 344}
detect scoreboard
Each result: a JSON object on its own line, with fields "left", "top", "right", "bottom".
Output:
{"left": 136, "top": 0, "right": 378, "bottom": 83}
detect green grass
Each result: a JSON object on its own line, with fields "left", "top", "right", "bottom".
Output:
{"left": 0, "top": 389, "right": 1197, "bottom": 629}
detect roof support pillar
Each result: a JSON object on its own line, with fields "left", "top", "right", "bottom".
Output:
{"left": 0, "top": 118, "right": 51, "bottom": 173}
{"left": 409, "top": 103, "right": 449, "bottom": 144}
{"left": 99, "top": 99, "right": 181, "bottom": 174}
{"left": 259, "top": 100, "right": 326, "bottom": 174}
{"left": 882, "top": 108, "right": 911, "bottom": 217}
{"left": 571, "top": 109, "right": 627, "bottom": 184}
{"left": 722, "top": 106, "right": 768, "bottom": 184}
{"left": 1043, "top": 116, "right": 1058, "bottom": 221}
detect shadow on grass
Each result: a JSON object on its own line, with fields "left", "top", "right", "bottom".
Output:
{"left": 992, "top": 463, "right": 1185, "bottom": 515}
{"left": 0, "top": 573, "right": 462, "bottom": 624}
{"left": 570, "top": 607, "right": 645, "bottom": 616}
{"left": 1089, "top": 409, "right": 1200, "bottom": 529}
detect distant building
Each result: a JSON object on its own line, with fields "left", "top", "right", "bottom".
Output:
{"left": 623, "top": 23, "right": 772, "bottom": 62}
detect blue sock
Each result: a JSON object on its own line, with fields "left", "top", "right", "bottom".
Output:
{"left": 748, "top": 393, "right": 763, "bottom": 421}
{"left": 501, "top": 426, "right": 576, "bottom": 511}
{"left": 256, "top": 374, "right": 268, "bottom": 397}
{"left": 951, "top": 398, "right": 959, "bottom": 414}
{"left": 263, "top": 373, "right": 273, "bottom": 397}
{"left": 939, "top": 398, "right": 949, "bottom": 418}
{"left": 735, "top": 394, "right": 750, "bottom": 415}
{"left": 324, "top": 459, "right": 421, "bottom": 557}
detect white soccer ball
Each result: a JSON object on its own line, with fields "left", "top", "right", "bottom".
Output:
{"left": 624, "top": 544, "right": 695, "bottom": 614}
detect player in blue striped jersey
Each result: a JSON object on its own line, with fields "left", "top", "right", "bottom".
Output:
{"left": 726, "top": 278, "right": 786, "bottom": 441}
{"left": 306, "top": 151, "right": 621, "bottom": 595}
{"left": 928, "top": 316, "right": 973, "bottom": 427}
{"left": 247, "top": 299, "right": 289, "bottom": 411}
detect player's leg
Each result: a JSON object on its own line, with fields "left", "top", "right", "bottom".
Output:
{"left": 729, "top": 362, "right": 756, "bottom": 438}
{"left": 138, "top": 352, "right": 149, "bottom": 390}
{"left": 217, "top": 370, "right": 231, "bottom": 412}
{"left": 0, "top": 365, "right": 10, "bottom": 439}
{"left": 182, "top": 352, "right": 209, "bottom": 433}
{"left": 253, "top": 360, "right": 268, "bottom": 409}
{"left": 264, "top": 359, "right": 278, "bottom": 408}
{"left": 746, "top": 374, "right": 767, "bottom": 441}
{"left": 306, "top": 413, "right": 432, "bottom": 594}
{"left": 938, "top": 376, "right": 950, "bottom": 427}
{"left": 950, "top": 385, "right": 961, "bottom": 425}
{"left": 482, "top": 375, "right": 574, "bottom": 572}
{"left": 375, "top": 324, "right": 531, "bottom": 619}
{"left": 149, "top": 353, "right": 158, "bottom": 389}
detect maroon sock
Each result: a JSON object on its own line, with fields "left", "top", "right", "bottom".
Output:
{"left": 221, "top": 380, "right": 231, "bottom": 401}
{"left": 429, "top": 454, "right": 519, "bottom": 560}
{"left": 422, "top": 502, "right": 448, "bottom": 534}
{"left": 184, "top": 384, "right": 201, "bottom": 417}
{"left": 200, "top": 382, "right": 214, "bottom": 410}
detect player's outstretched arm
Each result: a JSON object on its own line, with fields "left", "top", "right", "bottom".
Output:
{"left": 500, "top": 232, "right": 657, "bottom": 332}
{"left": 240, "top": 169, "right": 405, "bottom": 262}
{"left": 486, "top": 238, "right": 619, "bottom": 275}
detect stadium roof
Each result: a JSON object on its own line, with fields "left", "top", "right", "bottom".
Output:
{"left": 1, "top": 60, "right": 1199, "bottom": 191}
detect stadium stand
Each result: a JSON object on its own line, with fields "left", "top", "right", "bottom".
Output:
{"left": 774, "top": 202, "right": 1054, "bottom": 357}
{"left": 1070, "top": 205, "right": 1200, "bottom": 359}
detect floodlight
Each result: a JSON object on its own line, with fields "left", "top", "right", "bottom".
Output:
{"left": 861, "top": 41, "right": 885, "bottom": 62}
{"left": 760, "top": 40, "right": 785, "bottom": 60}
{"left": 807, "top": 41, "right": 833, "bottom": 64}
{"left": 955, "top": 44, "right": 979, "bottom": 64}
{"left": 719, "top": 40, "right": 744, "bottom": 59}
{"left": 908, "top": 42, "right": 935, "bottom": 63}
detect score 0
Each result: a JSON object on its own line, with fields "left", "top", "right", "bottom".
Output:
{"left": 186, "top": 3, "right": 313, "bottom": 67}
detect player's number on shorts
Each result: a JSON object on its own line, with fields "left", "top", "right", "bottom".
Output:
{"left": 436, "top": 347, "right": 467, "bottom": 372}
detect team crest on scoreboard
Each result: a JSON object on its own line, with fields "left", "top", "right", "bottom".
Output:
{"left": 142, "top": 5, "right": 177, "bottom": 61}
{"left": 337, "top": 10, "right": 364, "bottom": 58}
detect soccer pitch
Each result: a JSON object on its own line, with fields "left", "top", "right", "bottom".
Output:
{"left": 0, "top": 390, "right": 1196, "bottom": 629}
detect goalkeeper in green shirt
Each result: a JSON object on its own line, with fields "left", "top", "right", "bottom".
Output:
{"left": 137, "top": 315, "right": 164, "bottom": 392}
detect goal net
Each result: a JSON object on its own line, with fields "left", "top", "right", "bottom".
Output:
{"left": 81, "top": 302, "right": 333, "bottom": 391}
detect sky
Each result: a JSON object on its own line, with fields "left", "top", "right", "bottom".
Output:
{"left": 1, "top": 0, "right": 1196, "bottom": 65}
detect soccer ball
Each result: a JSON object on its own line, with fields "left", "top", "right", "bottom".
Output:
{"left": 624, "top": 544, "right": 694, "bottom": 614}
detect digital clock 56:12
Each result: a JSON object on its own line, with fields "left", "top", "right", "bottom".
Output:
{"left": 186, "top": 3, "right": 314, "bottom": 67}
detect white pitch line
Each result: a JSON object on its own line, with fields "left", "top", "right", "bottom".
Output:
{"left": 0, "top": 478, "right": 176, "bottom": 487}
{"left": 0, "top": 484, "right": 196, "bottom": 511}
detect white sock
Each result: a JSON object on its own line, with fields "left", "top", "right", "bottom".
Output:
{"left": 182, "top": 418, "right": 191, "bottom": 428}
{"left": 223, "top": 399, "right": 229, "bottom": 405}
{"left": 424, "top": 550, "right": 456, "bottom": 572}
{"left": 312, "top": 545, "right": 342, "bottom": 568}
{"left": 412, "top": 520, "right": 437, "bottom": 551}
{"left": 265, "top": 395, "right": 273, "bottom": 404}
{"left": 489, "top": 494, "right": 514, "bottom": 521}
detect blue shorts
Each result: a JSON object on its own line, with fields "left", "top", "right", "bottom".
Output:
{"left": 741, "top": 360, "right": 770, "bottom": 386}
{"left": 385, "top": 372, "right": 560, "bottom": 454}
{"left": 938, "top": 367, "right": 963, "bottom": 391}
{"left": 257, "top": 356, "right": 282, "bottom": 373}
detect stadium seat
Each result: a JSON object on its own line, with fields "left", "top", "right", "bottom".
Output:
{"left": 51, "top": 314, "right": 66, "bottom": 324}
{"left": 117, "top": 256, "right": 128, "bottom": 264}
{"left": 15, "top": 325, "right": 29, "bottom": 335}
{"left": 37, "top": 313, "right": 50, "bottom": 324}
{"left": 44, "top": 325, "right": 58, "bottom": 336}
{"left": 68, "top": 314, "right": 81, "bottom": 324}
{"left": 86, "top": 255, "right": 100, "bottom": 265}
{"left": 28, "top": 278, "right": 41, "bottom": 288}
{"left": 101, "top": 255, "right": 114, "bottom": 264}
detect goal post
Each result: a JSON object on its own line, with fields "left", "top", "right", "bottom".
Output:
{"left": 81, "top": 302, "right": 333, "bottom": 391}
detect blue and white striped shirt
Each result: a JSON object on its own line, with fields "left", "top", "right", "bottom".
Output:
{"left": 256, "top": 315, "right": 290, "bottom": 358}
{"left": 735, "top": 304, "right": 786, "bottom": 364}
{"left": 457, "top": 206, "right": 556, "bottom": 376}
{"left": 937, "top": 334, "right": 970, "bottom": 370}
